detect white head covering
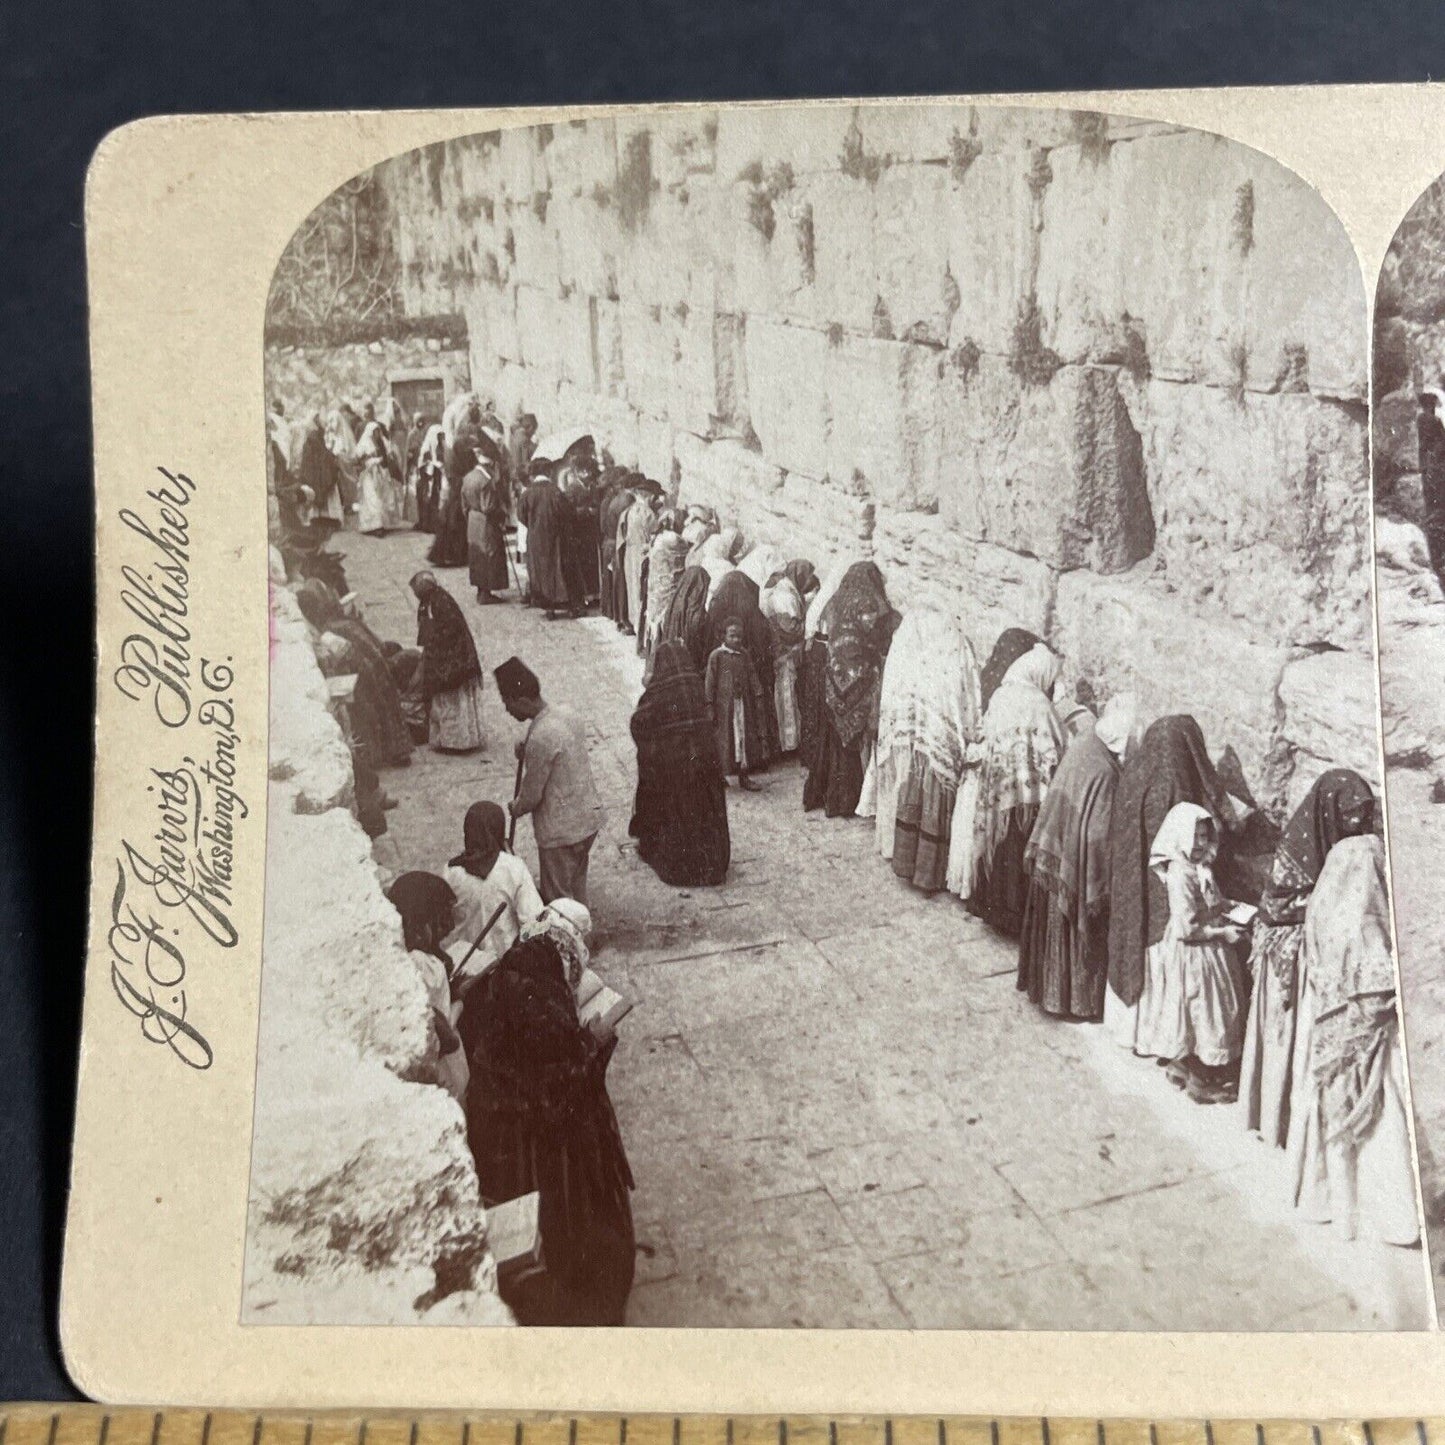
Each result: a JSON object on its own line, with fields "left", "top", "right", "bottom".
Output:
{"left": 804, "top": 557, "right": 856, "bottom": 640}
{"left": 1148, "top": 801, "right": 1214, "bottom": 877}
{"left": 519, "top": 899, "right": 593, "bottom": 989}
{"left": 997, "top": 643, "right": 1061, "bottom": 699}
{"left": 1095, "top": 691, "right": 1145, "bottom": 762}
{"left": 738, "top": 543, "right": 786, "bottom": 589}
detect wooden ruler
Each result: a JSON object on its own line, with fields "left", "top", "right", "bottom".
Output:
{"left": 0, "top": 1410, "right": 1435, "bottom": 1445}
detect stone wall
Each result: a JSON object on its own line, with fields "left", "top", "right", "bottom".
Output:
{"left": 368, "top": 103, "right": 1373, "bottom": 815}
{"left": 244, "top": 585, "right": 512, "bottom": 1327}
{"left": 264, "top": 327, "right": 471, "bottom": 421}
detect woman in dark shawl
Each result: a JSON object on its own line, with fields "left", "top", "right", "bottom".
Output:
{"left": 458, "top": 903, "right": 637, "bottom": 1325}
{"left": 428, "top": 428, "right": 473, "bottom": 567}
{"left": 656, "top": 565, "right": 712, "bottom": 672}
{"left": 597, "top": 473, "right": 632, "bottom": 626}
{"left": 1240, "top": 768, "right": 1376, "bottom": 1148}
{"left": 979, "top": 627, "right": 1041, "bottom": 712}
{"left": 295, "top": 579, "right": 413, "bottom": 769}
{"left": 629, "top": 640, "right": 731, "bottom": 886}
{"left": 386, "top": 871, "right": 467, "bottom": 1101}
{"left": 411, "top": 571, "right": 486, "bottom": 753}
{"left": 803, "top": 562, "right": 898, "bottom": 817}
{"left": 1018, "top": 694, "right": 1143, "bottom": 1020}
{"left": 704, "top": 570, "right": 780, "bottom": 766}
{"left": 1105, "top": 714, "right": 1233, "bottom": 1049}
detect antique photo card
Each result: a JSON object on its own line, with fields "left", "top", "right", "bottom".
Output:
{"left": 61, "top": 88, "right": 1445, "bottom": 1415}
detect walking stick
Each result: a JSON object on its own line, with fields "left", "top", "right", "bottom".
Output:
{"left": 507, "top": 747, "right": 525, "bottom": 850}
{"left": 452, "top": 900, "right": 510, "bottom": 978}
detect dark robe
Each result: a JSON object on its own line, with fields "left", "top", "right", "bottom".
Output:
{"left": 564, "top": 486, "right": 602, "bottom": 604}
{"left": 295, "top": 420, "right": 337, "bottom": 513}
{"left": 705, "top": 643, "right": 767, "bottom": 775}
{"left": 1420, "top": 405, "right": 1445, "bottom": 589}
{"left": 1107, "top": 715, "right": 1230, "bottom": 1007}
{"left": 520, "top": 478, "right": 570, "bottom": 609}
{"left": 459, "top": 935, "right": 635, "bottom": 1326}
{"left": 416, "top": 586, "right": 482, "bottom": 699}
{"left": 598, "top": 486, "right": 631, "bottom": 623}
{"left": 657, "top": 566, "right": 711, "bottom": 672}
{"left": 429, "top": 430, "right": 473, "bottom": 567}
{"left": 463, "top": 466, "right": 510, "bottom": 593}
{"left": 629, "top": 641, "right": 731, "bottom": 886}
{"left": 704, "top": 571, "right": 779, "bottom": 766}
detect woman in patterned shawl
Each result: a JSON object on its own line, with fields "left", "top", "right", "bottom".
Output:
{"left": 798, "top": 558, "right": 851, "bottom": 779}
{"left": 411, "top": 570, "right": 486, "bottom": 753}
{"left": 802, "top": 561, "right": 899, "bottom": 818}
{"left": 295, "top": 578, "right": 413, "bottom": 769}
{"left": 760, "top": 560, "right": 816, "bottom": 756}
{"left": 1240, "top": 769, "right": 1376, "bottom": 1148}
{"left": 1104, "top": 714, "right": 1234, "bottom": 1049}
{"left": 458, "top": 900, "right": 637, "bottom": 1324}
{"left": 1017, "top": 693, "right": 1144, "bottom": 1020}
{"left": 956, "top": 643, "right": 1064, "bottom": 936}
{"left": 874, "top": 610, "right": 983, "bottom": 892}
{"left": 1287, "top": 834, "right": 1418, "bottom": 1245}
{"left": 656, "top": 565, "right": 713, "bottom": 672}
{"left": 629, "top": 640, "right": 731, "bottom": 886}
{"left": 643, "top": 511, "right": 690, "bottom": 661}
{"left": 978, "top": 627, "right": 1041, "bottom": 712}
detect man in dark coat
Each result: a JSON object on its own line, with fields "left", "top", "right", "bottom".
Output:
{"left": 517, "top": 462, "right": 574, "bottom": 620}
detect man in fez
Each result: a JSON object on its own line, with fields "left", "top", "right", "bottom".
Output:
{"left": 495, "top": 656, "right": 605, "bottom": 907}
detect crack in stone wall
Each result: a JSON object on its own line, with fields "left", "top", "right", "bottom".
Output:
{"left": 243, "top": 586, "right": 512, "bottom": 1327}
{"left": 360, "top": 102, "right": 1371, "bottom": 816}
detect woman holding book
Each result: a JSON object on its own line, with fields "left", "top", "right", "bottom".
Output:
{"left": 459, "top": 900, "right": 637, "bottom": 1325}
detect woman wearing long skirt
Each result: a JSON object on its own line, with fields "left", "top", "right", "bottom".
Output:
{"left": 355, "top": 419, "right": 401, "bottom": 535}
{"left": 629, "top": 640, "right": 731, "bottom": 885}
{"left": 458, "top": 902, "right": 637, "bottom": 1324}
{"left": 643, "top": 513, "right": 689, "bottom": 661}
{"left": 705, "top": 569, "right": 782, "bottom": 767}
{"left": 802, "top": 561, "right": 898, "bottom": 818}
{"left": 874, "top": 609, "right": 983, "bottom": 892}
{"left": 1287, "top": 834, "right": 1419, "bottom": 1245}
{"left": 429, "top": 429, "right": 473, "bottom": 568}
{"left": 798, "top": 560, "right": 848, "bottom": 781}
{"left": 1105, "top": 714, "right": 1240, "bottom": 1050}
{"left": 656, "top": 565, "right": 712, "bottom": 673}
{"left": 1018, "top": 693, "right": 1143, "bottom": 1019}
{"left": 621, "top": 492, "right": 658, "bottom": 636}
{"left": 411, "top": 570, "right": 486, "bottom": 753}
{"left": 1239, "top": 769, "right": 1377, "bottom": 1148}
{"left": 295, "top": 578, "right": 413, "bottom": 770}
{"left": 442, "top": 801, "right": 545, "bottom": 995}
{"left": 761, "top": 561, "right": 815, "bottom": 756}
{"left": 959, "top": 643, "right": 1063, "bottom": 936}
{"left": 461, "top": 458, "right": 510, "bottom": 604}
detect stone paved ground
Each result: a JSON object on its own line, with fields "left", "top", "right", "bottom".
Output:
{"left": 340, "top": 530, "right": 1430, "bottom": 1332}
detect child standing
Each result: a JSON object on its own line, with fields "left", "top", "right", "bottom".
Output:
{"left": 1135, "top": 802, "right": 1250, "bottom": 1104}
{"left": 705, "top": 617, "right": 766, "bottom": 791}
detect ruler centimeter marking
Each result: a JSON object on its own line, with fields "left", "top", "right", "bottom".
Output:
{"left": 0, "top": 1410, "right": 1434, "bottom": 1445}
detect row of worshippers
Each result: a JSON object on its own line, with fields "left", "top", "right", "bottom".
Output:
{"left": 622, "top": 528, "right": 1417, "bottom": 1250}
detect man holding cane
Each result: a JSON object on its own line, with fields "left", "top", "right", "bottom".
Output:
{"left": 494, "top": 656, "right": 605, "bottom": 907}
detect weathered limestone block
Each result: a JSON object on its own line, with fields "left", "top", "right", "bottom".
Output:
{"left": 1034, "top": 143, "right": 1118, "bottom": 364}
{"left": 825, "top": 336, "right": 941, "bottom": 510}
{"left": 637, "top": 413, "right": 677, "bottom": 483}
{"left": 618, "top": 300, "right": 678, "bottom": 418}
{"left": 873, "top": 516, "right": 1057, "bottom": 661}
{"left": 1053, "top": 567, "right": 1292, "bottom": 811}
{"left": 466, "top": 284, "right": 521, "bottom": 368}
{"left": 592, "top": 297, "right": 627, "bottom": 397}
{"left": 546, "top": 117, "right": 618, "bottom": 198}
{"left": 714, "top": 103, "right": 856, "bottom": 181}
{"left": 1277, "top": 649, "right": 1381, "bottom": 810}
{"left": 743, "top": 319, "right": 829, "bottom": 479}
{"left": 613, "top": 191, "right": 692, "bottom": 311}
{"left": 498, "top": 126, "right": 543, "bottom": 205}
{"left": 510, "top": 205, "right": 560, "bottom": 292}
{"left": 268, "top": 592, "right": 354, "bottom": 815}
{"left": 668, "top": 299, "right": 724, "bottom": 439}
{"left": 552, "top": 190, "right": 620, "bottom": 298}
{"left": 873, "top": 165, "right": 955, "bottom": 345}
{"left": 946, "top": 149, "right": 1037, "bottom": 357}
{"left": 1244, "top": 172, "right": 1366, "bottom": 401}
{"left": 854, "top": 104, "right": 959, "bottom": 166}
{"left": 582, "top": 395, "right": 642, "bottom": 469}
{"left": 968, "top": 105, "right": 1090, "bottom": 153}
{"left": 490, "top": 360, "right": 527, "bottom": 424}
{"left": 1131, "top": 381, "right": 1370, "bottom": 648}
{"left": 556, "top": 293, "right": 598, "bottom": 389}
{"left": 936, "top": 357, "right": 1154, "bottom": 574}
{"left": 675, "top": 434, "right": 785, "bottom": 522}
{"left": 807, "top": 172, "right": 880, "bottom": 334}
{"left": 1372, "top": 388, "right": 1421, "bottom": 512}
{"left": 650, "top": 109, "right": 719, "bottom": 189}
{"left": 730, "top": 179, "right": 816, "bottom": 323}
{"left": 1376, "top": 520, "right": 1445, "bottom": 775}
{"left": 515, "top": 284, "right": 562, "bottom": 379}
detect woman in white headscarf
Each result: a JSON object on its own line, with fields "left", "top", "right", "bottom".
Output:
{"left": 760, "top": 561, "right": 817, "bottom": 755}
{"left": 355, "top": 416, "right": 401, "bottom": 535}
{"left": 693, "top": 532, "right": 738, "bottom": 606}
{"left": 955, "top": 643, "right": 1064, "bottom": 935}
{"left": 1287, "top": 834, "right": 1419, "bottom": 1245}
{"left": 1018, "top": 692, "right": 1143, "bottom": 1020}
{"left": 874, "top": 610, "right": 984, "bottom": 893}
{"left": 738, "top": 542, "right": 785, "bottom": 591}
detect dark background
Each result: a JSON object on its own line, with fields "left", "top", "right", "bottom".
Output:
{"left": 2, "top": 0, "right": 1443, "bottom": 1403}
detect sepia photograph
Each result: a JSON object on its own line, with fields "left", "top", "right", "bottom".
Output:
{"left": 1370, "top": 172, "right": 1445, "bottom": 1311}
{"left": 246, "top": 101, "right": 1427, "bottom": 1333}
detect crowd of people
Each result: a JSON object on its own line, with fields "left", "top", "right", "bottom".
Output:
{"left": 269, "top": 383, "right": 1419, "bottom": 1329}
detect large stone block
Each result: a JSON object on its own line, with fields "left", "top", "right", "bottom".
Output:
{"left": 1053, "top": 567, "right": 1292, "bottom": 812}
{"left": 743, "top": 319, "right": 830, "bottom": 479}
{"left": 807, "top": 172, "right": 880, "bottom": 335}
{"left": 515, "top": 284, "right": 562, "bottom": 379}
{"left": 636, "top": 413, "right": 677, "bottom": 483}
{"left": 545, "top": 116, "right": 618, "bottom": 197}
{"left": 650, "top": 109, "right": 719, "bottom": 190}
{"left": 464, "top": 283, "right": 521, "bottom": 368}
{"left": 936, "top": 356, "right": 1155, "bottom": 574}
{"left": 675, "top": 434, "right": 785, "bottom": 522}
{"left": 1130, "top": 381, "right": 1370, "bottom": 649}
{"left": 854, "top": 104, "right": 960, "bottom": 165}
{"left": 612, "top": 190, "right": 692, "bottom": 311}
{"left": 556, "top": 293, "right": 597, "bottom": 388}
{"left": 617, "top": 300, "right": 678, "bottom": 417}
{"left": 510, "top": 204, "right": 560, "bottom": 291}
{"left": 825, "top": 336, "right": 942, "bottom": 510}
{"left": 592, "top": 297, "right": 627, "bottom": 397}
{"left": 1376, "top": 522, "right": 1445, "bottom": 776}
{"left": 714, "top": 102, "right": 856, "bottom": 181}
{"left": 1277, "top": 649, "right": 1381, "bottom": 810}
{"left": 1244, "top": 170, "right": 1366, "bottom": 402}
{"left": 873, "top": 165, "right": 955, "bottom": 345}
{"left": 497, "top": 126, "right": 544, "bottom": 204}
{"left": 946, "top": 149, "right": 1037, "bottom": 357}
{"left": 552, "top": 190, "right": 620, "bottom": 298}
